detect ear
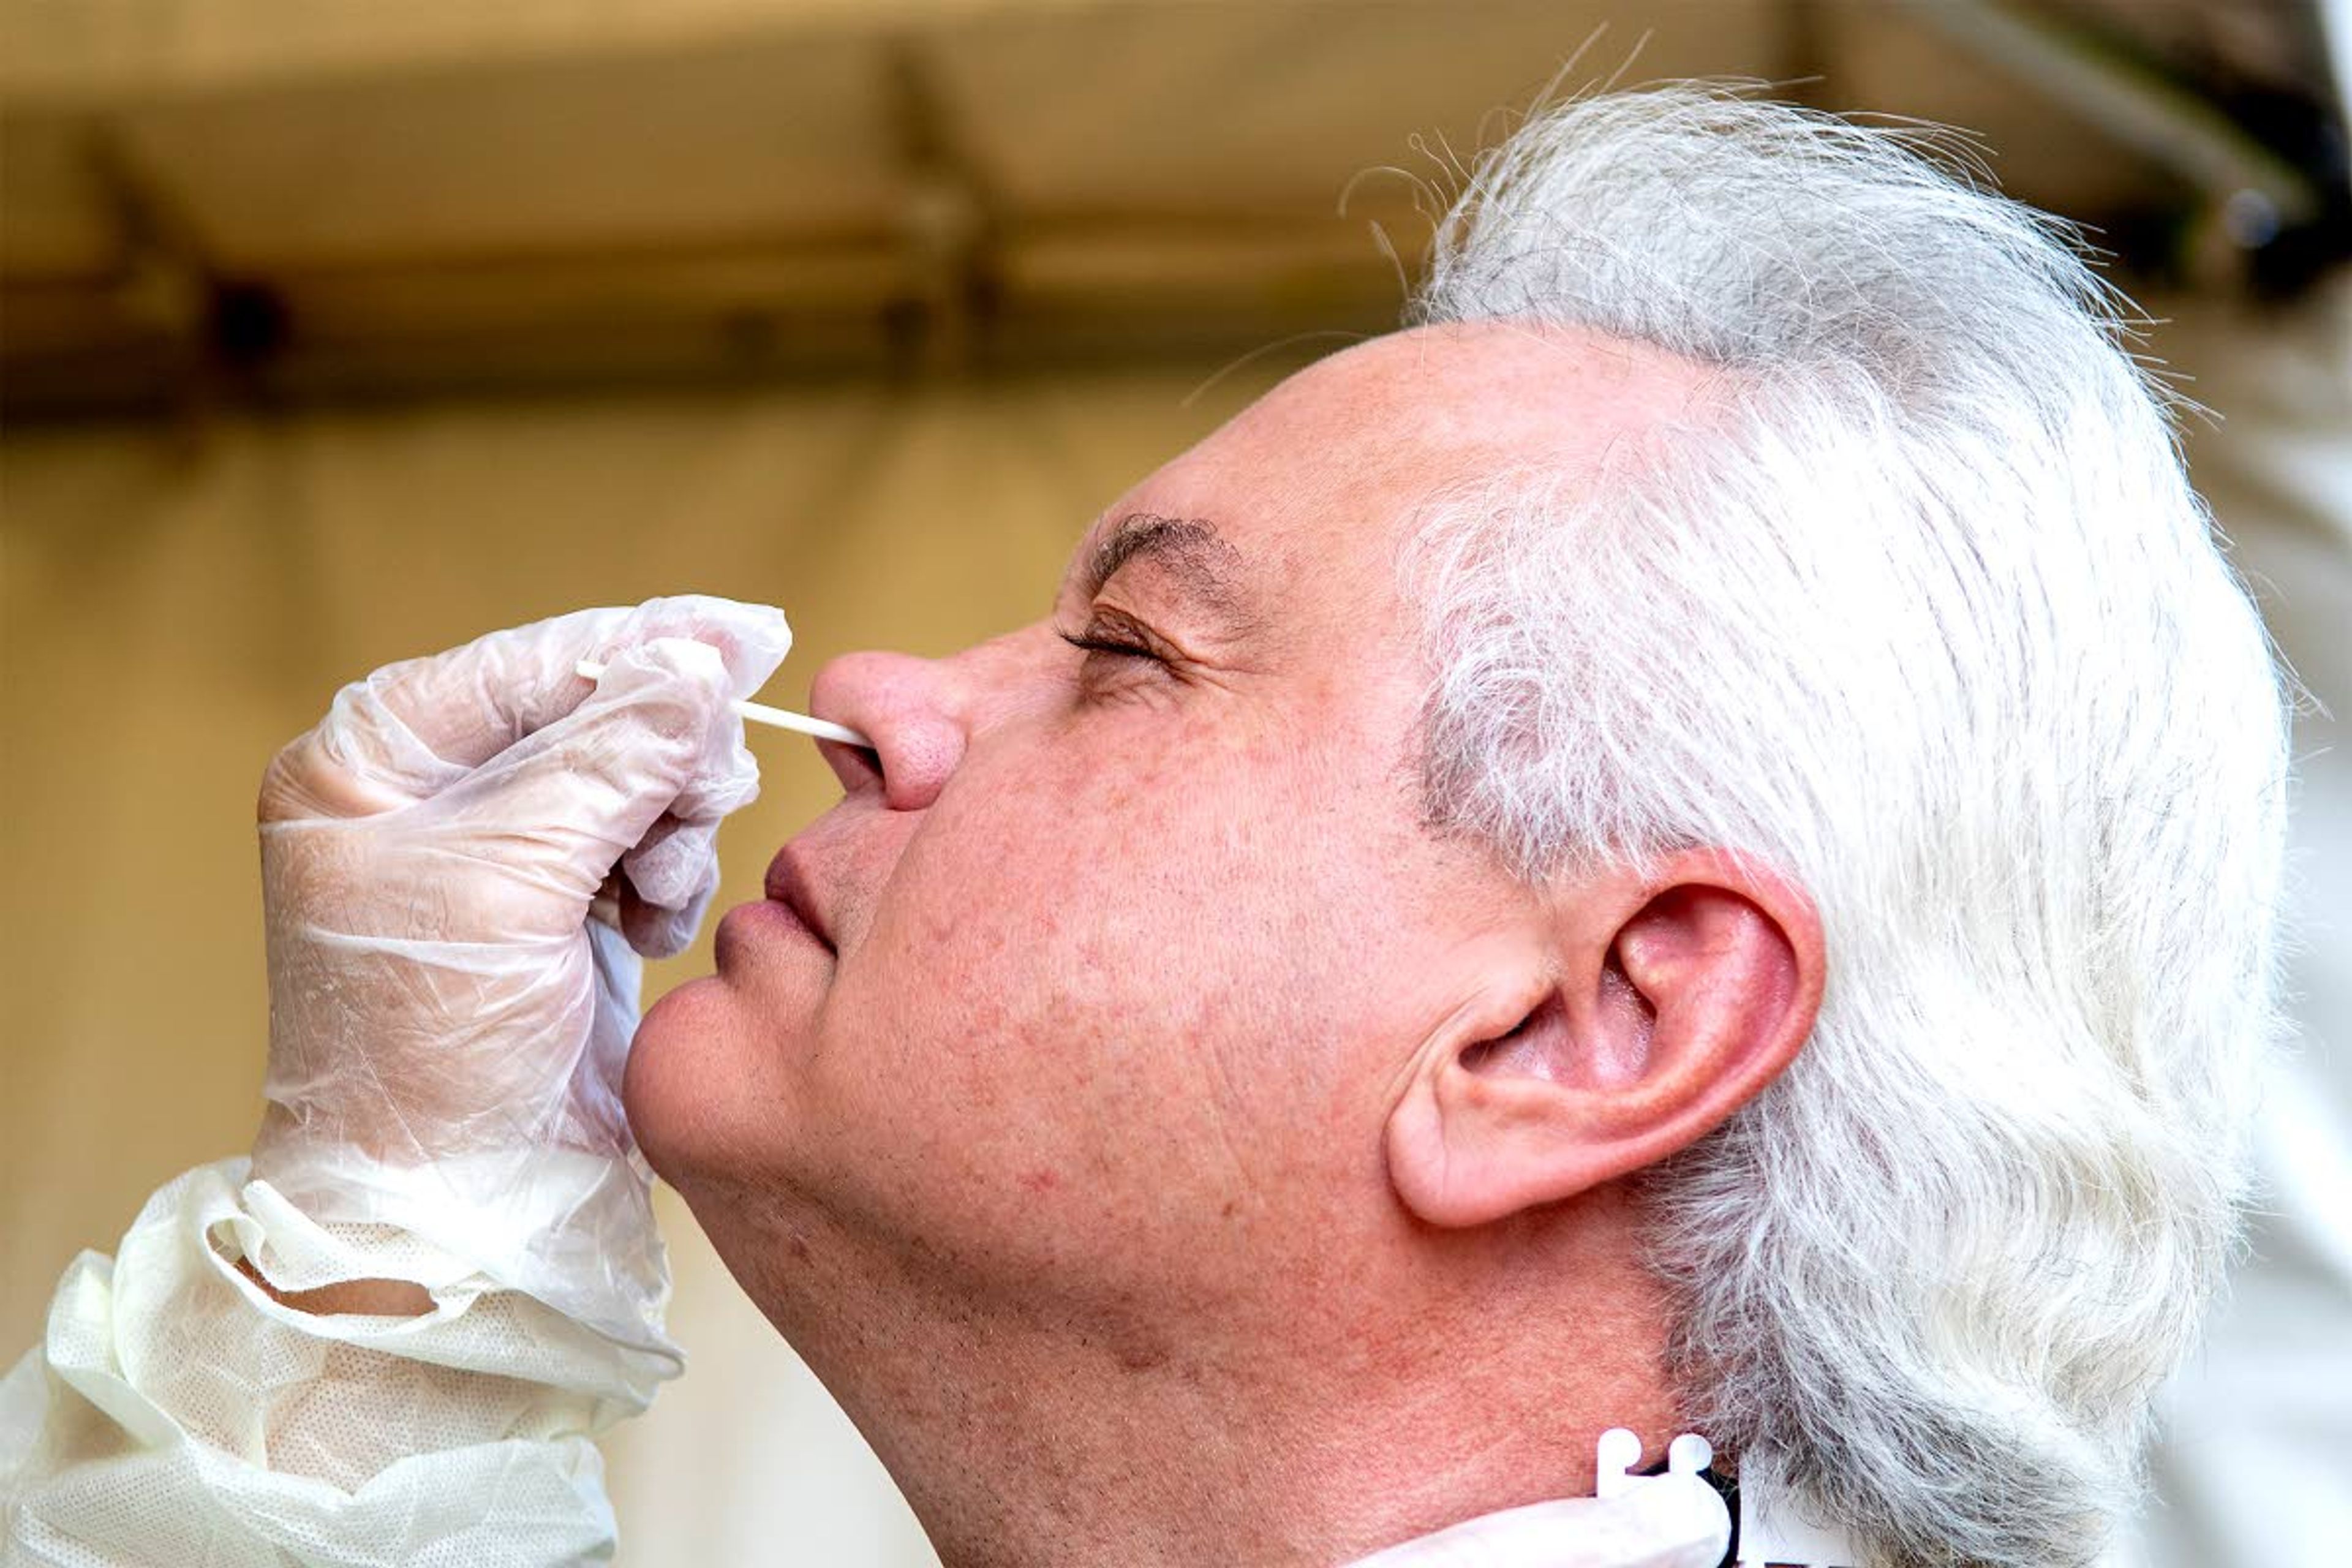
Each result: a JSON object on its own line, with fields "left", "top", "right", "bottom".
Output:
{"left": 1385, "top": 854, "right": 1823, "bottom": 1229}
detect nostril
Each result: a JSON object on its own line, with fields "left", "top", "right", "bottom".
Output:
{"left": 876, "top": 717, "right": 963, "bottom": 812}
{"left": 819, "top": 734, "right": 886, "bottom": 794}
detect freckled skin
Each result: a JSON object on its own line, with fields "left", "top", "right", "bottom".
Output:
{"left": 625, "top": 325, "right": 1735, "bottom": 1566}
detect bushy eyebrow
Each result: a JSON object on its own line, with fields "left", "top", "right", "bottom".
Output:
{"left": 1077, "top": 513, "right": 1249, "bottom": 619}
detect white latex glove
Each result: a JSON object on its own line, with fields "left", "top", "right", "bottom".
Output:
{"left": 1346, "top": 1475, "right": 1732, "bottom": 1568}
{"left": 247, "top": 596, "right": 791, "bottom": 1349}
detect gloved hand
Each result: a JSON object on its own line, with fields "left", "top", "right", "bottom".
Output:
{"left": 1345, "top": 1474, "right": 1731, "bottom": 1568}
{"left": 247, "top": 595, "right": 792, "bottom": 1349}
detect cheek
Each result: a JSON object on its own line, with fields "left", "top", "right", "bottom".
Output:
{"left": 823, "top": 763, "right": 1226, "bottom": 1114}
{"left": 804, "top": 723, "right": 1409, "bottom": 1233}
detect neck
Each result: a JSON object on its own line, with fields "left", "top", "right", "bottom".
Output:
{"left": 743, "top": 1191, "right": 1685, "bottom": 1566}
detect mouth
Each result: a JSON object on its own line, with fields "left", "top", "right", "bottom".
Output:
{"left": 762, "top": 847, "right": 837, "bottom": 952}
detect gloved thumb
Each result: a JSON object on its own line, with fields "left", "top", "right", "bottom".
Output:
{"left": 1341, "top": 1475, "right": 1730, "bottom": 1568}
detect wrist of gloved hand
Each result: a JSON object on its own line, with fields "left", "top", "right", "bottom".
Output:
{"left": 251, "top": 918, "right": 665, "bottom": 1347}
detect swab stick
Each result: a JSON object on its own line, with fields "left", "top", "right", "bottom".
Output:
{"left": 574, "top": 659, "right": 872, "bottom": 748}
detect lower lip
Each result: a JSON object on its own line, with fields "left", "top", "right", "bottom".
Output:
{"left": 714, "top": 897, "right": 829, "bottom": 966}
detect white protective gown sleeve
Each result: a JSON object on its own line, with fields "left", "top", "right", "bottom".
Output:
{"left": 0, "top": 1160, "right": 671, "bottom": 1566}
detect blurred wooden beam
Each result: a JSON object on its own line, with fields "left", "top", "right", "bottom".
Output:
{"left": 0, "top": 0, "right": 1120, "bottom": 105}
{"left": 0, "top": 205, "right": 1415, "bottom": 417}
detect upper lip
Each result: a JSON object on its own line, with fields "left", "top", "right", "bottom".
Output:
{"left": 763, "top": 846, "right": 836, "bottom": 951}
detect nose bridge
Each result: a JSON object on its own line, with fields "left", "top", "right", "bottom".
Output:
{"left": 950, "top": 622, "right": 1052, "bottom": 706}
{"left": 809, "top": 648, "right": 966, "bottom": 811}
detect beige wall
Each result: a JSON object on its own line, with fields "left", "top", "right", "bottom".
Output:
{"left": 0, "top": 360, "right": 1287, "bottom": 1564}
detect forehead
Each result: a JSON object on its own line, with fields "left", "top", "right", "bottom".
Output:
{"left": 1083, "top": 322, "right": 1711, "bottom": 615}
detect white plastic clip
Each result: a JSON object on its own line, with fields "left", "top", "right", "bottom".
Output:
{"left": 1594, "top": 1427, "right": 1714, "bottom": 1499}
{"left": 1596, "top": 1428, "right": 1863, "bottom": 1567}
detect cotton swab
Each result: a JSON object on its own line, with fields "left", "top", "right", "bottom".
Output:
{"left": 573, "top": 659, "right": 872, "bottom": 748}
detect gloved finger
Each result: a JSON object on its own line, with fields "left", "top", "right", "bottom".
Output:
{"left": 622, "top": 648, "right": 764, "bottom": 907}
{"left": 426, "top": 637, "right": 744, "bottom": 921}
{"left": 617, "top": 859, "right": 719, "bottom": 959}
{"left": 1340, "top": 1476, "right": 1730, "bottom": 1568}
{"left": 620, "top": 812, "right": 720, "bottom": 914}
{"left": 605, "top": 594, "right": 789, "bottom": 715}
{"left": 374, "top": 597, "right": 787, "bottom": 777}
{"left": 609, "top": 812, "right": 723, "bottom": 956}
{"left": 274, "top": 597, "right": 790, "bottom": 816}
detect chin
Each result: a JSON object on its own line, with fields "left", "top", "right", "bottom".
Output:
{"left": 622, "top": 976, "right": 733, "bottom": 1187}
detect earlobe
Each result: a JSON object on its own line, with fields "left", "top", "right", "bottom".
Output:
{"left": 1386, "top": 859, "right": 1822, "bottom": 1231}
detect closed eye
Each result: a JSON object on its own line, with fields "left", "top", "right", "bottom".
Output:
{"left": 1058, "top": 606, "right": 1174, "bottom": 667}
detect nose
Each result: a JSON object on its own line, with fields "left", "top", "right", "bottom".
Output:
{"left": 807, "top": 649, "right": 967, "bottom": 811}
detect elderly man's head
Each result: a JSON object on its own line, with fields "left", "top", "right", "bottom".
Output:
{"left": 626, "top": 86, "right": 2290, "bottom": 1568}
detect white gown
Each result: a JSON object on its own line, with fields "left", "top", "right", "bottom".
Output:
{"left": 0, "top": 1159, "right": 674, "bottom": 1566}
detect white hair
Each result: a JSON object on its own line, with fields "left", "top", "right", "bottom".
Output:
{"left": 1405, "top": 85, "right": 2293, "bottom": 1567}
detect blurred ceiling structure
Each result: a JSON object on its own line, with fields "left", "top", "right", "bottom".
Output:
{"left": 3, "top": 0, "right": 2345, "bottom": 417}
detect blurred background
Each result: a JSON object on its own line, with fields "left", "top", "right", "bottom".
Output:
{"left": 4, "top": 2, "right": 2347, "bottom": 1563}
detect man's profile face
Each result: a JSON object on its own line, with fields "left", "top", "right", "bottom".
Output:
{"left": 626, "top": 323, "right": 1706, "bottom": 1338}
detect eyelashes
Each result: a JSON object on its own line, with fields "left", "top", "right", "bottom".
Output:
{"left": 1058, "top": 606, "right": 1175, "bottom": 670}
{"left": 1058, "top": 628, "right": 1161, "bottom": 664}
